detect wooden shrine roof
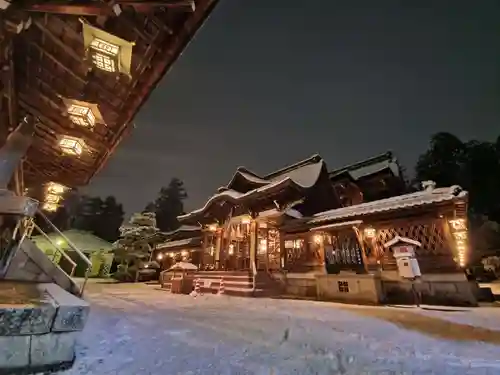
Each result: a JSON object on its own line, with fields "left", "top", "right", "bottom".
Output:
{"left": 0, "top": 0, "right": 218, "bottom": 188}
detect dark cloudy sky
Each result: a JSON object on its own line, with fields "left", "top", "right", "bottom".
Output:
{"left": 86, "top": 0, "right": 500, "bottom": 215}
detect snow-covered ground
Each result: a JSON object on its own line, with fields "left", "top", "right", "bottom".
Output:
{"left": 63, "top": 283, "right": 500, "bottom": 375}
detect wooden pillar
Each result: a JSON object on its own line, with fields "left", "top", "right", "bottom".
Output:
{"left": 249, "top": 220, "right": 258, "bottom": 271}
{"left": 201, "top": 231, "right": 208, "bottom": 267}
{"left": 215, "top": 229, "right": 222, "bottom": 270}
{"left": 352, "top": 226, "right": 369, "bottom": 273}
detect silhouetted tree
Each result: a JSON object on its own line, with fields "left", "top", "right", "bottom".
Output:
{"left": 415, "top": 132, "right": 500, "bottom": 222}
{"left": 145, "top": 178, "right": 187, "bottom": 232}
{"left": 94, "top": 196, "right": 125, "bottom": 242}
{"left": 72, "top": 195, "right": 124, "bottom": 242}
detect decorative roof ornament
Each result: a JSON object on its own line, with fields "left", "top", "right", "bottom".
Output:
{"left": 421, "top": 180, "right": 436, "bottom": 192}
{"left": 81, "top": 21, "right": 135, "bottom": 77}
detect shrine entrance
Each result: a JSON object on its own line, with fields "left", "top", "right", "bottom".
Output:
{"left": 256, "top": 224, "right": 281, "bottom": 271}
{"left": 221, "top": 221, "right": 251, "bottom": 270}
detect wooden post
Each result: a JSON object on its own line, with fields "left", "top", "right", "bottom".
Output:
{"left": 352, "top": 226, "right": 369, "bottom": 274}
{"left": 215, "top": 229, "right": 222, "bottom": 270}
{"left": 249, "top": 220, "right": 258, "bottom": 271}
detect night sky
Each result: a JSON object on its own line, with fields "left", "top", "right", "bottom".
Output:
{"left": 85, "top": 1, "right": 500, "bottom": 215}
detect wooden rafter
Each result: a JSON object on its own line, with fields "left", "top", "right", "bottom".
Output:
{"left": 21, "top": 1, "right": 195, "bottom": 16}
{"left": 0, "top": 0, "right": 219, "bottom": 189}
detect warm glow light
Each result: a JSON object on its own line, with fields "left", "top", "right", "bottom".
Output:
{"left": 449, "top": 219, "right": 468, "bottom": 267}
{"left": 208, "top": 224, "right": 217, "bottom": 232}
{"left": 313, "top": 234, "right": 323, "bottom": 245}
{"left": 258, "top": 239, "right": 267, "bottom": 254}
{"left": 56, "top": 239, "right": 64, "bottom": 246}
{"left": 228, "top": 244, "right": 234, "bottom": 255}
{"left": 59, "top": 136, "right": 84, "bottom": 156}
{"left": 181, "top": 250, "right": 189, "bottom": 257}
{"left": 90, "top": 38, "right": 119, "bottom": 72}
{"left": 157, "top": 253, "right": 163, "bottom": 260}
{"left": 47, "top": 182, "right": 65, "bottom": 195}
{"left": 241, "top": 216, "right": 251, "bottom": 225}
{"left": 363, "top": 227, "right": 376, "bottom": 239}
{"left": 90, "top": 38, "right": 119, "bottom": 56}
{"left": 168, "top": 252, "right": 174, "bottom": 258}
{"left": 449, "top": 219, "right": 466, "bottom": 231}
{"left": 45, "top": 194, "right": 60, "bottom": 204}
{"left": 42, "top": 202, "right": 57, "bottom": 212}
{"left": 67, "top": 104, "right": 96, "bottom": 128}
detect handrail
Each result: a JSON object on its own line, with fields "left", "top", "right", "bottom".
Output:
{"left": 32, "top": 222, "right": 77, "bottom": 277}
{"left": 36, "top": 210, "right": 92, "bottom": 267}
{"left": 35, "top": 210, "right": 92, "bottom": 296}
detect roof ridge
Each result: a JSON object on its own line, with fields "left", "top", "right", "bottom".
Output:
{"left": 329, "top": 151, "right": 395, "bottom": 175}
{"left": 264, "top": 154, "right": 322, "bottom": 179}
{"left": 313, "top": 185, "right": 465, "bottom": 218}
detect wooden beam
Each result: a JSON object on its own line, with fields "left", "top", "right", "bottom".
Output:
{"left": 33, "top": 20, "right": 82, "bottom": 62}
{"left": 28, "top": 41, "right": 120, "bottom": 110}
{"left": 23, "top": 3, "right": 113, "bottom": 16}
{"left": 22, "top": 1, "right": 194, "bottom": 15}
{"left": 6, "top": 38, "right": 17, "bottom": 131}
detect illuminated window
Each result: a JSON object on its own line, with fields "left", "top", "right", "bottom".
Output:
{"left": 89, "top": 38, "right": 119, "bottom": 73}
{"left": 42, "top": 202, "right": 58, "bottom": 212}
{"left": 68, "top": 104, "right": 96, "bottom": 128}
{"left": 59, "top": 136, "right": 84, "bottom": 156}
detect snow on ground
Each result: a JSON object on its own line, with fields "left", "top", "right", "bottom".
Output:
{"left": 61, "top": 283, "right": 500, "bottom": 375}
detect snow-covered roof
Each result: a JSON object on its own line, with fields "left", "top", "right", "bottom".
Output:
{"left": 384, "top": 236, "right": 422, "bottom": 248}
{"left": 329, "top": 151, "right": 400, "bottom": 181}
{"left": 156, "top": 237, "right": 200, "bottom": 250}
{"left": 163, "top": 225, "right": 201, "bottom": 237}
{"left": 309, "top": 220, "right": 363, "bottom": 231}
{"left": 226, "top": 154, "right": 324, "bottom": 191}
{"left": 310, "top": 185, "right": 467, "bottom": 225}
{"left": 179, "top": 155, "right": 325, "bottom": 221}
{"left": 256, "top": 208, "right": 303, "bottom": 220}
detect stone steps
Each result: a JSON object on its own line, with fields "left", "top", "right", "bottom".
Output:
{"left": 0, "top": 281, "right": 89, "bottom": 374}
{"left": 160, "top": 271, "right": 282, "bottom": 298}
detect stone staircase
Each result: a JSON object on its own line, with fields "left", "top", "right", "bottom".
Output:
{"left": 194, "top": 270, "right": 284, "bottom": 297}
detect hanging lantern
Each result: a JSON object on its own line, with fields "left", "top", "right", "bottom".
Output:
{"left": 62, "top": 99, "right": 105, "bottom": 129}
{"left": 82, "top": 22, "right": 134, "bottom": 76}
{"left": 363, "top": 227, "right": 376, "bottom": 239}
{"left": 47, "top": 182, "right": 66, "bottom": 195}
{"left": 67, "top": 104, "right": 96, "bottom": 128}
{"left": 42, "top": 202, "right": 58, "bottom": 212}
{"left": 59, "top": 136, "right": 84, "bottom": 156}
{"left": 45, "top": 194, "right": 60, "bottom": 204}
{"left": 89, "top": 38, "right": 120, "bottom": 73}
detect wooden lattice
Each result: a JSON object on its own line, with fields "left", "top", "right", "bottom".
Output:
{"left": 374, "top": 221, "right": 456, "bottom": 272}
